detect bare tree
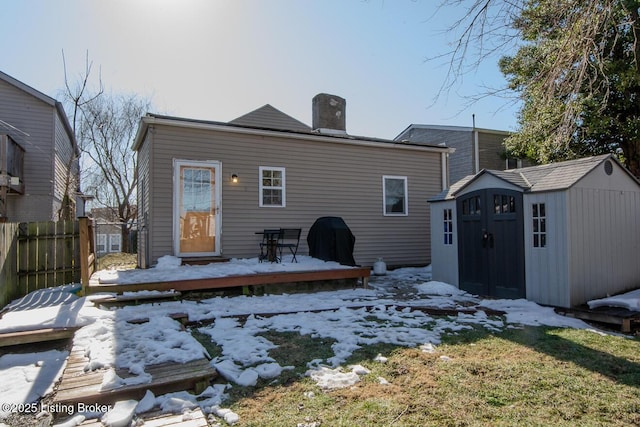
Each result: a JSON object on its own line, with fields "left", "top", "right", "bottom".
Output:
{"left": 78, "top": 93, "right": 150, "bottom": 252}
{"left": 59, "top": 50, "right": 103, "bottom": 220}
{"left": 435, "top": 0, "right": 640, "bottom": 176}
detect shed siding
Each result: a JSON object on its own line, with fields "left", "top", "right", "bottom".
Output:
{"left": 566, "top": 186, "right": 640, "bottom": 305}
{"left": 137, "top": 130, "right": 153, "bottom": 268}
{"left": 0, "top": 78, "right": 57, "bottom": 221}
{"left": 523, "top": 192, "right": 570, "bottom": 307}
{"left": 457, "top": 174, "right": 522, "bottom": 195}
{"left": 144, "top": 124, "right": 443, "bottom": 267}
{"left": 429, "top": 200, "right": 459, "bottom": 286}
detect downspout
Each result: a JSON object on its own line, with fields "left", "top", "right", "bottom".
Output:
{"left": 441, "top": 152, "right": 448, "bottom": 190}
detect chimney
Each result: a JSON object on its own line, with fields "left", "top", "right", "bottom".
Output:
{"left": 312, "top": 93, "right": 346, "bottom": 134}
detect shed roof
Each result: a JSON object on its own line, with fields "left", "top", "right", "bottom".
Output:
{"left": 430, "top": 154, "right": 632, "bottom": 201}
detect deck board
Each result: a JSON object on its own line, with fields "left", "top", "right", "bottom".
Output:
{"left": 88, "top": 267, "right": 371, "bottom": 295}
{"left": 0, "top": 327, "right": 79, "bottom": 347}
{"left": 54, "top": 345, "right": 217, "bottom": 407}
{"left": 77, "top": 407, "right": 209, "bottom": 426}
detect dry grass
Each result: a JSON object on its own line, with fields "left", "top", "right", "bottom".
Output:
{"left": 96, "top": 252, "right": 137, "bottom": 271}
{"left": 225, "top": 326, "right": 640, "bottom": 426}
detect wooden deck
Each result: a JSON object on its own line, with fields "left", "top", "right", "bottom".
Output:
{"left": 87, "top": 267, "right": 371, "bottom": 295}
{"left": 555, "top": 305, "right": 640, "bottom": 333}
{"left": 0, "top": 326, "right": 79, "bottom": 347}
{"left": 54, "top": 345, "right": 216, "bottom": 408}
{"left": 78, "top": 407, "right": 209, "bottom": 426}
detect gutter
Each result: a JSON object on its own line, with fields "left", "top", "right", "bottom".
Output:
{"left": 133, "top": 115, "right": 454, "bottom": 155}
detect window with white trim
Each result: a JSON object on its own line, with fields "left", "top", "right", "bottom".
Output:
{"left": 97, "top": 234, "right": 107, "bottom": 253}
{"left": 443, "top": 208, "right": 453, "bottom": 245}
{"left": 383, "top": 176, "right": 408, "bottom": 216}
{"left": 259, "top": 166, "right": 286, "bottom": 207}
{"left": 532, "top": 203, "right": 546, "bottom": 248}
{"left": 109, "top": 233, "right": 122, "bottom": 252}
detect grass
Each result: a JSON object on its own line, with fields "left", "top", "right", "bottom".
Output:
{"left": 97, "top": 252, "right": 137, "bottom": 270}
{"left": 221, "top": 325, "right": 640, "bottom": 426}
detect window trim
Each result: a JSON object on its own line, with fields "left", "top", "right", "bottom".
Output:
{"left": 443, "top": 208, "right": 453, "bottom": 245}
{"left": 109, "top": 233, "right": 122, "bottom": 252}
{"left": 382, "top": 175, "right": 408, "bottom": 216}
{"left": 97, "top": 233, "right": 107, "bottom": 253}
{"left": 532, "top": 202, "right": 546, "bottom": 248}
{"left": 259, "top": 166, "right": 286, "bottom": 208}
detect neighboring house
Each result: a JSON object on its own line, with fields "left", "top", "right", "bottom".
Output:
{"left": 133, "top": 93, "right": 452, "bottom": 268}
{"left": 90, "top": 207, "right": 125, "bottom": 255}
{"left": 395, "top": 124, "right": 528, "bottom": 184}
{"left": 0, "top": 70, "right": 80, "bottom": 222}
{"left": 429, "top": 154, "right": 640, "bottom": 308}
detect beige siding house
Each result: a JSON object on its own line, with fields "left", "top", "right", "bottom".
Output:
{"left": 0, "top": 70, "right": 79, "bottom": 221}
{"left": 133, "top": 94, "right": 451, "bottom": 268}
{"left": 429, "top": 154, "right": 640, "bottom": 308}
{"left": 395, "top": 124, "right": 529, "bottom": 184}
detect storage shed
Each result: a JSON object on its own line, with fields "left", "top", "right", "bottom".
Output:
{"left": 429, "top": 154, "right": 640, "bottom": 308}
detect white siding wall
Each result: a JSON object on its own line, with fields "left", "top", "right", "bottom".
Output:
{"left": 566, "top": 187, "right": 640, "bottom": 306}
{"left": 523, "top": 192, "right": 570, "bottom": 307}
{"left": 429, "top": 200, "right": 459, "bottom": 286}
{"left": 141, "top": 124, "right": 444, "bottom": 267}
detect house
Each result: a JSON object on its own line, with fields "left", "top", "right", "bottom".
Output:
{"left": 429, "top": 154, "right": 640, "bottom": 308}
{"left": 133, "top": 94, "right": 452, "bottom": 268}
{"left": 90, "top": 207, "right": 126, "bottom": 255}
{"left": 0, "top": 70, "right": 80, "bottom": 222}
{"left": 395, "top": 124, "right": 529, "bottom": 184}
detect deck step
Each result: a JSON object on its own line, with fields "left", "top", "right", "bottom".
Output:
{"left": 77, "top": 407, "right": 209, "bottom": 426}
{"left": 54, "top": 345, "right": 217, "bottom": 408}
{"left": 88, "top": 267, "right": 371, "bottom": 295}
{"left": 0, "top": 327, "right": 79, "bottom": 347}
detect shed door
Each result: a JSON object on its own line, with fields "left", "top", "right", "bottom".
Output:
{"left": 173, "top": 160, "right": 221, "bottom": 257}
{"left": 457, "top": 189, "right": 525, "bottom": 298}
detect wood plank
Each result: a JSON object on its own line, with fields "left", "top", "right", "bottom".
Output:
{"left": 77, "top": 407, "right": 208, "bottom": 427}
{"left": 88, "top": 267, "right": 371, "bottom": 295}
{"left": 0, "top": 326, "right": 78, "bottom": 347}
{"left": 54, "top": 357, "right": 216, "bottom": 406}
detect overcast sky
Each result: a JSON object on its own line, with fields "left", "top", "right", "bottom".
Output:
{"left": 1, "top": 0, "right": 519, "bottom": 140}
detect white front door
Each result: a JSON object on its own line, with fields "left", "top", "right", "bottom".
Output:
{"left": 173, "top": 159, "right": 221, "bottom": 257}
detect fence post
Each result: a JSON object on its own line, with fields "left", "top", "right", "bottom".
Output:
{"left": 79, "top": 217, "right": 95, "bottom": 295}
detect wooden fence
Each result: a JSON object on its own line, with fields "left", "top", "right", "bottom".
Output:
{"left": 0, "top": 217, "right": 95, "bottom": 308}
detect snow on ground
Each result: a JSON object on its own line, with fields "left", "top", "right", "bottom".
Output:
{"left": 0, "top": 256, "right": 630, "bottom": 426}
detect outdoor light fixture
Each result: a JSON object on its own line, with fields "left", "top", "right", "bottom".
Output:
{"left": 231, "top": 174, "right": 238, "bottom": 183}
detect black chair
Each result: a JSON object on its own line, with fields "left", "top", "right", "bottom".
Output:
{"left": 276, "top": 228, "right": 302, "bottom": 262}
{"left": 259, "top": 229, "right": 281, "bottom": 262}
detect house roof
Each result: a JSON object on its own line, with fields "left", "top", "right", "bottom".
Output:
{"left": 430, "top": 154, "right": 634, "bottom": 201}
{"left": 0, "top": 70, "right": 77, "bottom": 153}
{"left": 133, "top": 111, "right": 452, "bottom": 154}
{"left": 395, "top": 123, "right": 511, "bottom": 142}
{"left": 229, "top": 104, "right": 311, "bottom": 133}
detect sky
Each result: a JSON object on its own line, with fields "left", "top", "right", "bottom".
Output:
{"left": 0, "top": 0, "right": 520, "bottom": 140}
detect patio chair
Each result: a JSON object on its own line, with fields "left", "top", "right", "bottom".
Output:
{"left": 276, "top": 228, "right": 301, "bottom": 263}
{"left": 259, "top": 229, "right": 282, "bottom": 263}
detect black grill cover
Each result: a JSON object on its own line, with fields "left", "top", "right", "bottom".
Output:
{"left": 307, "top": 216, "right": 356, "bottom": 266}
